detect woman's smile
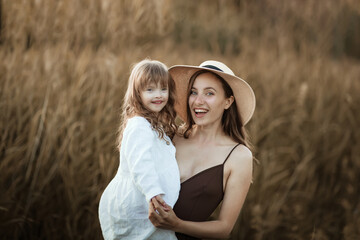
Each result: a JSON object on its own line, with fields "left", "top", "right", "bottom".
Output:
{"left": 193, "top": 108, "right": 209, "bottom": 118}
{"left": 189, "top": 73, "right": 229, "bottom": 125}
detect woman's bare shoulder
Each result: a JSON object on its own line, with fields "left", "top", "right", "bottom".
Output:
{"left": 234, "top": 144, "right": 252, "bottom": 159}
{"left": 228, "top": 144, "right": 253, "bottom": 170}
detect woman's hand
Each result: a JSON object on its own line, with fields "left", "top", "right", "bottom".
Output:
{"left": 148, "top": 195, "right": 180, "bottom": 231}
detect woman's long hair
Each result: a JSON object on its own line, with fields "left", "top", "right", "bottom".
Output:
{"left": 116, "top": 59, "right": 177, "bottom": 149}
{"left": 183, "top": 70, "right": 252, "bottom": 149}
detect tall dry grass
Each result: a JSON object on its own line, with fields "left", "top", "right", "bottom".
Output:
{"left": 1, "top": 0, "right": 359, "bottom": 239}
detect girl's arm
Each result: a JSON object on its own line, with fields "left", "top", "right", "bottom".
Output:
{"left": 149, "top": 147, "right": 253, "bottom": 239}
{"left": 124, "top": 119, "right": 165, "bottom": 202}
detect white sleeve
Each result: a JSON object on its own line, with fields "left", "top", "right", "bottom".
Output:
{"left": 122, "top": 120, "right": 165, "bottom": 203}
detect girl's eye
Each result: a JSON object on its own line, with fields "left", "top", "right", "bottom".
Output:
{"left": 161, "top": 88, "right": 168, "bottom": 91}
{"left": 146, "top": 88, "right": 153, "bottom": 92}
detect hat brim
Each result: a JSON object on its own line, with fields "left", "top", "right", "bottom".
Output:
{"left": 169, "top": 65, "right": 256, "bottom": 126}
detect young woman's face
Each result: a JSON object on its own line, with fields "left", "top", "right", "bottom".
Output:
{"left": 188, "top": 73, "right": 233, "bottom": 126}
{"left": 140, "top": 83, "right": 169, "bottom": 113}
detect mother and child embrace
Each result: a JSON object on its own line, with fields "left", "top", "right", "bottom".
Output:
{"left": 98, "top": 58, "right": 256, "bottom": 240}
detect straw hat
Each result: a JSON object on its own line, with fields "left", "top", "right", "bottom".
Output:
{"left": 169, "top": 60, "right": 256, "bottom": 126}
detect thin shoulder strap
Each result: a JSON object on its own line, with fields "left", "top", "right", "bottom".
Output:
{"left": 223, "top": 143, "right": 241, "bottom": 164}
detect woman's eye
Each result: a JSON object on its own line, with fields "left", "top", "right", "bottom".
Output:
{"left": 190, "top": 90, "right": 197, "bottom": 95}
{"left": 206, "top": 92, "right": 214, "bottom": 96}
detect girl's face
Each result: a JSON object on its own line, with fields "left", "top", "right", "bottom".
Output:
{"left": 140, "top": 83, "right": 169, "bottom": 113}
{"left": 188, "top": 73, "right": 233, "bottom": 126}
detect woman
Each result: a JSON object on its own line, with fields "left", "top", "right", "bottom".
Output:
{"left": 148, "top": 60, "right": 256, "bottom": 239}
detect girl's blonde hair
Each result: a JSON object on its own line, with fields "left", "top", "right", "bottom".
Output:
{"left": 117, "top": 59, "right": 177, "bottom": 149}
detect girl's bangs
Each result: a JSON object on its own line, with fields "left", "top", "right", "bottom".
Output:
{"left": 138, "top": 67, "right": 169, "bottom": 90}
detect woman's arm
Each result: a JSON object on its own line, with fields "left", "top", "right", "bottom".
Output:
{"left": 149, "top": 199, "right": 232, "bottom": 239}
{"left": 149, "top": 146, "right": 253, "bottom": 239}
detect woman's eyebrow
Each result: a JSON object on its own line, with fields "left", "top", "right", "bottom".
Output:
{"left": 191, "top": 87, "right": 216, "bottom": 91}
{"left": 204, "top": 87, "right": 217, "bottom": 92}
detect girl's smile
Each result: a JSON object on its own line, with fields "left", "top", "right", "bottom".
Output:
{"left": 152, "top": 100, "right": 165, "bottom": 104}
{"left": 140, "top": 83, "right": 169, "bottom": 113}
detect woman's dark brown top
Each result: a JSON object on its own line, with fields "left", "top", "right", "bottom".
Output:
{"left": 173, "top": 143, "right": 240, "bottom": 240}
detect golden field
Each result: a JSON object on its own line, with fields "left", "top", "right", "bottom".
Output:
{"left": 0, "top": 0, "right": 359, "bottom": 239}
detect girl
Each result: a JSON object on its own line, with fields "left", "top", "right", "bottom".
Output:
{"left": 98, "top": 59, "right": 180, "bottom": 240}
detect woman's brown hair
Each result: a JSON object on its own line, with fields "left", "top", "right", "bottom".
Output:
{"left": 183, "top": 70, "right": 252, "bottom": 149}
{"left": 116, "top": 59, "right": 177, "bottom": 149}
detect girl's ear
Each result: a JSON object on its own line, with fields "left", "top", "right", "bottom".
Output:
{"left": 224, "top": 96, "right": 234, "bottom": 110}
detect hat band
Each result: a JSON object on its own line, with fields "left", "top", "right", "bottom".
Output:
{"left": 202, "top": 65, "right": 224, "bottom": 72}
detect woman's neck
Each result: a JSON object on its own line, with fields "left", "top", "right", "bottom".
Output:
{"left": 191, "top": 122, "right": 228, "bottom": 146}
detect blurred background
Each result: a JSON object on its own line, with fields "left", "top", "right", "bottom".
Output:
{"left": 0, "top": 0, "right": 359, "bottom": 239}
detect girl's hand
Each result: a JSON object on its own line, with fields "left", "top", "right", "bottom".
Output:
{"left": 148, "top": 195, "right": 180, "bottom": 231}
{"left": 152, "top": 195, "right": 170, "bottom": 211}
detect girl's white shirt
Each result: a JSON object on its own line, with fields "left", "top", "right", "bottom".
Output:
{"left": 99, "top": 116, "right": 180, "bottom": 240}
